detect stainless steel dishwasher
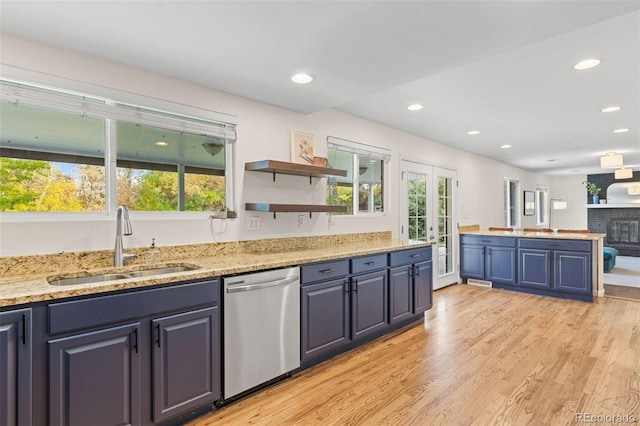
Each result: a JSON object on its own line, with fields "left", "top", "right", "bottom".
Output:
{"left": 223, "top": 266, "right": 300, "bottom": 399}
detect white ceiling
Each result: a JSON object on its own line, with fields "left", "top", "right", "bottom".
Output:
{"left": 1, "top": 1, "right": 639, "bottom": 176}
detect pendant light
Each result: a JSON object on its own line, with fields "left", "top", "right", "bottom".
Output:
{"left": 600, "top": 152, "right": 623, "bottom": 169}
{"left": 615, "top": 167, "right": 633, "bottom": 179}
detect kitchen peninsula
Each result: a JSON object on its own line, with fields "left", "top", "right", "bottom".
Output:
{"left": 459, "top": 229, "right": 605, "bottom": 301}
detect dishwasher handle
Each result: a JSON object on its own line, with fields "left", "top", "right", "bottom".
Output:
{"left": 226, "top": 276, "right": 299, "bottom": 293}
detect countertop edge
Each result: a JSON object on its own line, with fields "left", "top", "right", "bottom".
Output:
{"left": 1, "top": 240, "right": 433, "bottom": 307}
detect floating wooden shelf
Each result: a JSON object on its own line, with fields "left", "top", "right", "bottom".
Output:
{"left": 245, "top": 160, "right": 347, "bottom": 183}
{"left": 245, "top": 203, "right": 348, "bottom": 219}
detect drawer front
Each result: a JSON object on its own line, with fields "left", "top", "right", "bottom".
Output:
{"left": 461, "top": 235, "right": 517, "bottom": 247}
{"left": 301, "top": 259, "right": 349, "bottom": 285}
{"left": 389, "top": 247, "right": 432, "bottom": 267}
{"left": 351, "top": 253, "right": 388, "bottom": 274}
{"left": 48, "top": 279, "right": 219, "bottom": 335}
{"left": 519, "top": 238, "right": 591, "bottom": 252}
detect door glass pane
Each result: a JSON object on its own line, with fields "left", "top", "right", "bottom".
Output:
{"left": 408, "top": 172, "right": 428, "bottom": 241}
{"left": 438, "top": 176, "right": 453, "bottom": 275}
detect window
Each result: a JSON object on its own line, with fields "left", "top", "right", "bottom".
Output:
{"left": 326, "top": 137, "right": 389, "bottom": 215}
{"left": 536, "top": 185, "right": 548, "bottom": 226}
{"left": 0, "top": 79, "right": 236, "bottom": 214}
{"left": 504, "top": 178, "right": 519, "bottom": 228}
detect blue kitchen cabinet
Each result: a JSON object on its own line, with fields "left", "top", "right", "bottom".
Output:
{"left": 518, "top": 249, "right": 552, "bottom": 289}
{"left": 48, "top": 323, "right": 142, "bottom": 426}
{"left": 46, "top": 279, "right": 221, "bottom": 425}
{"left": 388, "top": 247, "right": 433, "bottom": 322}
{"left": 152, "top": 306, "right": 220, "bottom": 423}
{"left": 554, "top": 250, "right": 591, "bottom": 294}
{"left": 388, "top": 265, "right": 413, "bottom": 323}
{"left": 301, "top": 256, "right": 389, "bottom": 361}
{"left": 301, "top": 277, "right": 350, "bottom": 361}
{"left": 0, "top": 308, "right": 32, "bottom": 426}
{"left": 351, "top": 269, "right": 388, "bottom": 339}
{"left": 460, "top": 236, "right": 516, "bottom": 284}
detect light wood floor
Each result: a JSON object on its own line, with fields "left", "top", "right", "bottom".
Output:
{"left": 187, "top": 285, "right": 640, "bottom": 426}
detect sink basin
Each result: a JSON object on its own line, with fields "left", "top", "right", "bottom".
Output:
{"left": 129, "top": 266, "right": 198, "bottom": 277}
{"left": 48, "top": 264, "right": 200, "bottom": 285}
{"left": 49, "top": 274, "right": 132, "bottom": 286}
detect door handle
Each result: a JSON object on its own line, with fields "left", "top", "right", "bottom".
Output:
{"left": 352, "top": 278, "right": 358, "bottom": 293}
{"left": 226, "top": 276, "right": 299, "bottom": 293}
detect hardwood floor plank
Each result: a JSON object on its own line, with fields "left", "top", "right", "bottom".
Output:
{"left": 186, "top": 285, "right": 640, "bottom": 426}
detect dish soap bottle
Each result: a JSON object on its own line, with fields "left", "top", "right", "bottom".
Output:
{"left": 148, "top": 238, "right": 159, "bottom": 264}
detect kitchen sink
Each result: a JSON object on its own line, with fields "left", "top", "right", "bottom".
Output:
{"left": 48, "top": 264, "right": 200, "bottom": 285}
{"left": 128, "top": 266, "right": 197, "bottom": 277}
{"left": 48, "top": 274, "right": 132, "bottom": 286}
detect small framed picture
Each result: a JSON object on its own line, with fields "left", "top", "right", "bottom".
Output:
{"left": 523, "top": 191, "right": 535, "bottom": 216}
{"left": 290, "top": 129, "right": 315, "bottom": 164}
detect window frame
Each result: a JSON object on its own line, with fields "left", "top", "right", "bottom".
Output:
{"left": 0, "top": 70, "right": 237, "bottom": 221}
{"left": 535, "top": 185, "right": 548, "bottom": 226}
{"left": 504, "top": 178, "right": 520, "bottom": 228}
{"left": 326, "top": 136, "right": 390, "bottom": 216}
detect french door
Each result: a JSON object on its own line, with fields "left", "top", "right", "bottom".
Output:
{"left": 400, "top": 159, "right": 458, "bottom": 290}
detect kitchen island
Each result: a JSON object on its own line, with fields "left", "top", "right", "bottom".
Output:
{"left": 459, "top": 229, "right": 605, "bottom": 301}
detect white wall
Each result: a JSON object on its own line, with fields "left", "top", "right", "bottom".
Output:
{"left": 549, "top": 175, "right": 589, "bottom": 230}
{"left": 0, "top": 34, "right": 553, "bottom": 256}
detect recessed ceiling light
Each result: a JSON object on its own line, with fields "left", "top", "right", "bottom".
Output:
{"left": 613, "top": 128, "right": 630, "bottom": 133}
{"left": 407, "top": 104, "right": 423, "bottom": 111}
{"left": 467, "top": 130, "right": 480, "bottom": 135}
{"left": 500, "top": 144, "right": 511, "bottom": 149}
{"left": 574, "top": 58, "right": 600, "bottom": 70}
{"left": 155, "top": 141, "right": 168, "bottom": 147}
{"left": 291, "top": 73, "right": 313, "bottom": 84}
{"left": 601, "top": 106, "right": 621, "bottom": 113}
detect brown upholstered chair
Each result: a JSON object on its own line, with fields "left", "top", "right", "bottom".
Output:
{"left": 523, "top": 228, "right": 552, "bottom": 232}
{"left": 458, "top": 224, "right": 480, "bottom": 232}
{"left": 488, "top": 227, "right": 514, "bottom": 231}
{"left": 557, "top": 229, "right": 590, "bottom": 234}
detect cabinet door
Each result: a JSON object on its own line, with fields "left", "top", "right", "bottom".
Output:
{"left": 389, "top": 266, "right": 412, "bottom": 323}
{"left": 152, "top": 306, "right": 220, "bottom": 423}
{"left": 351, "top": 271, "right": 388, "bottom": 340}
{"left": 49, "top": 323, "right": 141, "bottom": 426}
{"left": 413, "top": 260, "right": 433, "bottom": 314}
{"left": 554, "top": 251, "right": 591, "bottom": 294}
{"left": 518, "top": 249, "right": 551, "bottom": 289}
{"left": 0, "top": 309, "right": 31, "bottom": 426}
{"left": 460, "top": 244, "right": 485, "bottom": 279}
{"left": 486, "top": 246, "right": 516, "bottom": 284}
{"left": 301, "top": 278, "right": 350, "bottom": 361}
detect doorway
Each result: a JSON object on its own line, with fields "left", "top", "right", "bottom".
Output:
{"left": 400, "top": 159, "right": 458, "bottom": 290}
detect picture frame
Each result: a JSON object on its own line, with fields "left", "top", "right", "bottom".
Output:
{"left": 290, "top": 129, "right": 315, "bottom": 165}
{"left": 523, "top": 191, "right": 535, "bottom": 216}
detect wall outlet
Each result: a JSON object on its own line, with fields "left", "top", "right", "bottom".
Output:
{"left": 247, "top": 216, "right": 260, "bottom": 231}
{"left": 297, "top": 214, "right": 304, "bottom": 228}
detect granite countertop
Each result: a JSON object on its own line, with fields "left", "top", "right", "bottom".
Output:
{"left": 0, "top": 234, "right": 431, "bottom": 307}
{"left": 460, "top": 230, "right": 605, "bottom": 240}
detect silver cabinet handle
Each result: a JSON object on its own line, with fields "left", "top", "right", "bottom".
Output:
{"left": 226, "top": 276, "right": 299, "bottom": 293}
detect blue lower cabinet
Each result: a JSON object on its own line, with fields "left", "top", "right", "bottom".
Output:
{"left": 518, "top": 249, "right": 551, "bottom": 289}
{"left": 486, "top": 247, "right": 516, "bottom": 284}
{"left": 460, "top": 244, "right": 485, "bottom": 280}
{"left": 0, "top": 309, "right": 32, "bottom": 426}
{"left": 351, "top": 270, "right": 388, "bottom": 339}
{"left": 414, "top": 261, "right": 433, "bottom": 314}
{"left": 301, "top": 278, "right": 350, "bottom": 361}
{"left": 554, "top": 251, "right": 591, "bottom": 294}
{"left": 152, "top": 306, "right": 220, "bottom": 423}
{"left": 48, "top": 323, "right": 142, "bottom": 426}
{"left": 389, "top": 266, "right": 413, "bottom": 323}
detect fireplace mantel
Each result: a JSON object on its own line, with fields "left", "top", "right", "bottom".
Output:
{"left": 587, "top": 204, "right": 640, "bottom": 208}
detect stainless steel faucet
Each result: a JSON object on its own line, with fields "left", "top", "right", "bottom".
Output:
{"left": 114, "top": 205, "right": 137, "bottom": 267}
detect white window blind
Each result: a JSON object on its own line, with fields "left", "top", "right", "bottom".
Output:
{"left": 327, "top": 136, "right": 391, "bottom": 161}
